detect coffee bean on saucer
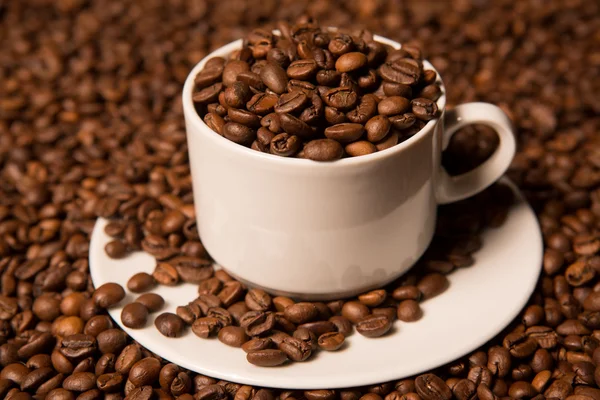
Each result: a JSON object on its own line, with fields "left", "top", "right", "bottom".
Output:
{"left": 218, "top": 326, "right": 249, "bottom": 348}
{"left": 135, "top": 293, "right": 164, "bottom": 313}
{"left": 155, "top": 313, "right": 185, "bottom": 338}
{"left": 356, "top": 315, "right": 392, "bottom": 338}
{"left": 121, "top": 303, "right": 149, "bottom": 329}
{"left": 93, "top": 283, "right": 125, "bottom": 309}
{"left": 342, "top": 301, "right": 370, "bottom": 324}
{"left": 127, "top": 273, "right": 156, "bottom": 293}
{"left": 397, "top": 300, "right": 422, "bottom": 322}
{"left": 247, "top": 349, "right": 288, "bottom": 367}
{"left": 318, "top": 332, "right": 345, "bottom": 351}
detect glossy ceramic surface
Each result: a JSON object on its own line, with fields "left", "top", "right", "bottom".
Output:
{"left": 182, "top": 36, "right": 515, "bottom": 298}
{"left": 89, "top": 178, "right": 542, "bottom": 389}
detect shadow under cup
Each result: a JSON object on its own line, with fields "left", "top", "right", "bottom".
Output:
{"left": 182, "top": 35, "right": 450, "bottom": 300}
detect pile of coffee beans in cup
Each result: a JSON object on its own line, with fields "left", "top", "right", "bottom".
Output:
{"left": 1, "top": 0, "right": 599, "bottom": 398}
{"left": 192, "top": 21, "right": 442, "bottom": 160}
{"left": 111, "top": 182, "right": 513, "bottom": 367}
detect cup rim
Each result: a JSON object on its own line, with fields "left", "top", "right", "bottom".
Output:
{"left": 182, "top": 34, "right": 447, "bottom": 169}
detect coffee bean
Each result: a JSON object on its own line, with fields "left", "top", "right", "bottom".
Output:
{"left": 260, "top": 62, "right": 288, "bottom": 94}
{"left": 346, "top": 94, "right": 378, "bottom": 124}
{"left": 318, "top": 332, "right": 345, "bottom": 351}
{"left": 104, "top": 240, "right": 127, "bottom": 259}
{"left": 93, "top": 283, "right": 125, "bottom": 309}
{"left": 193, "top": 83, "right": 224, "bottom": 104}
{"left": 302, "top": 139, "right": 344, "bottom": 161}
{"left": 154, "top": 313, "right": 185, "bottom": 338}
{"left": 418, "top": 274, "right": 449, "bottom": 300}
{"left": 129, "top": 357, "right": 161, "bottom": 387}
{"left": 242, "top": 337, "right": 273, "bottom": 353}
{"left": 284, "top": 303, "right": 318, "bottom": 324}
{"left": 383, "top": 82, "right": 413, "bottom": 98}
{"left": 278, "top": 112, "right": 314, "bottom": 139}
{"left": 134, "top": 293, "right": 164, "bottom": 313}
{"left": 218, "top": 326, "right": 249, "bottom": 348}
{"left": 335, "top": 52, "right": 368, "bottom": 73}
{"left": 191, "top": 317, "right": 222, "bottom": 339}
{"left": 270, "top": 133, "right": 301, "bottom": 157}
{"left": 345, "top": 141, "right": 377, "bottom": 157}
{"left": 278, "top": 336, "right": 312, "bottom": 362}
{"left": 244, "top": 289, "right": 272, "bottom": 312}
{"left": 379, "top": 58, "right": 422, "bottom": 85}
{"left": 287, "top": 60, "right": 318, "bottom": 80}
{"left": 246, "top": 349, "right": 287, "bottom": 367}
{"left": 222, "top": 122, "right": 256, "bottom": 146}
{"left": 325, "top": 123, "right": 364, "bottom": 143}
{"left": 222, "top": 61, "right": 250, "bottom": 87}
{"left": 378, "top": 96, "right": 411, "bottom": 116}
{"left": 415, "top": 374, "right": 452, "bottom": 400}
{"left": 397, "top": 300, "right": 422, "bottom": 322}
{"left": 324, "top": 106, "right": 347, "bottom": 124}
{"left": 342, "top": 301, "right": 371, "bottom": 324}
{"left": 365, "top": 115, "right": 392, "bottom": 142}
{"left": 358, "top": 290, "right": 387, "bottom": 307}
{"left": 412, "top": 98, "right": 438, "bottom": 121}
{"left": 126, "top": 273, "right": 155, "bottom": 294}
{"left": 120, "top": 303, "right": 148, "bottom": 329}
{"left": 356, "top": 314, "right": 392, "bottom": 338}
{"left": 322, "top": 87, "right": 358, "bottom": 110}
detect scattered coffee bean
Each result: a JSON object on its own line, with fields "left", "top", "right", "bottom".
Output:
{"left": 121, "top": 303, "right": 149, "bottom": 329}
{"left": 218, "top": 326, "right": 249, "bottom": 348}
{"left": 155, "top": 313, "right": 185, "bottom": 338}
{"left": 135, "top": 293, "right": 164, "bottom": 313}
{"left": 318, "top": 332, "right": 345, "bottom": 351}
{"left": 93, "top": 283, "right": 126, "bottom": 309}
{"left": 356, "top": 315, "right": 392, "bottom": 338}
{"left": 247, "top": 349, "right": 288, "bottom": 367}
{"left": 127, "top": 273, "right": 156, "bottom": 293}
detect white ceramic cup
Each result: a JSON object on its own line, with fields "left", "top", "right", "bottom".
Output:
{"left": 183, "top": 35, "right": 516, "bottom": 300}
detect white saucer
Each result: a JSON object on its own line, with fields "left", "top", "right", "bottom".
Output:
{"left": 89, "top": 178, "right": 542, "bottom": 389}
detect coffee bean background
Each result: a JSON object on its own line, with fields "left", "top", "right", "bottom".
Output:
{"left": 0, "top": 0, "right": 599, "bottom": 398}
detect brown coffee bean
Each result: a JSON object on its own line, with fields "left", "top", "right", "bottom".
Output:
{"left": 222, "top": 60, "right": 250, "bottom": 87}
{"left": 325, "top": 123, "right": 364, "bottom": 143}
{"left": 336, "top": 52, "right": 368, "bottom": 72}
{"left": 274, "top": 91, "right": 308, "bottom": 114}
{"left": 287, "top": 60, "right": 318, "bottom": 80}
{"left": 378, "top": 96, "right": 410, "bottom": 116}
{"left": 356, "top": 314, "right": 392, "bottom": 338}
{"left": 260, "top": 62, "right": 288, "bottom": 94}
{"left": 244, "top": 289, "right": 272, "bottom": 312}
{"left": 303, "top": 139, "right": 344, "bottom": 161}
{"left": 120, "top": 303, "right": 148, "bottom": 329}
{"left": 366, "top": 115, "right": 392, "bottom": 142}
{"left": 128, "top": 357, "right": 161, "bottom": 387}
{"left": 418, "top": 274, "right": 449, "bottom": 300}
{"left": 218, "top": 326, "right": 249, "bottom": 348}
{"left": 379, "top": 58, "right": 422, "bottom": 86}
{"left": 193, "top": 83, "right": 223, "bottom": 104}
{"left": 246, "top": 349, "right": 287, "bottom": 367}
{"left": 204, "top": 113, "right": 226, "bottom": 135}
{"left": 322, "top": 87, "right": 358, "bottom": 110}
{"left": 191, "top": 317, "right": 222, "bottom": 339}
{"left": 389, "top": 113, "right": 417, "bottom": 130}
{"left": 134, "top": 293, "right": 164, "bottom": 313}
{"left": 318, "top": 332, "right": 345, "bottom": 351}
{"left": 284, "top": 303, "right": 318, "bottom": 324}
{"left": 32, "top": 293, "right": 61, "bottom": 321}
{"left": 154, "top": 313, "right": 185, "bottom": 338}
{"left": 278, "top": 112, "right": 314, "bottom": 139}
{"left": 345, "top": 141, "right": 377, "bottom": 157}
{"left": 412, "top": 98, "right": 438, "bottom": 121}
{"left": 358, "top": 290, "right": 387, "bottom": 307}
{"left": 415, "top": 374, "right": 452, "bottom": 400}
{"left": 270, "top": 133, "right": 301, "bottom": 157}
{"left": 383, "top": 82, "right": 413, "bottom": 98}
{"left": 105, "top": 240, "right": 127, "bottom": 259}
{"left": 222, "top": 122, "right": 256, "bottom": 146}
{"left": 397, "top": 300, "right": 422, "bottom": 322}
{"left": 342, "top": 301, "right": 371, "bottom": 324}
{"left": 126, "top": 273, "right": 155, "bottom": 294}
{"left": 278, "top": 336, "right": 312, "bottom": 362}
{"left": 242, "top": 337, "right": 273, "bottom": 354}
{"left": 375, "top": 131, "right": 400, "bottom": 151}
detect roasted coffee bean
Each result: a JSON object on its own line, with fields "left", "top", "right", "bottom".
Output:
{"left": 336, "top": 52, "right": 368, "bottom": 72}
{"left": 412, "top": 98, "right": 438, "bottom": 121}
{"left": 302, "top": 139, "right": 344, "bottom": 161}
{"left": 345, "top": 141, "right": 377, "bottom": 157}
{"left": 418, "top": 274, "right": 449, "bottom": 300}
{"left": 329, "top": 316, "right": 353, "bottom": 336}
{"left": 397, "top": 300, "right": 422, "bottom": 322}
{"left": 191, "top": 317, "right": 222, "bottom": 339}
{"left": 297, "top": 321, "right": 337, "bottom": 337}
{"left": 222, "top": 122, "right": 256, "bottom": 146}
{"left": 242, "top": 311, "right": 276, "bottom": 337}
{"left": 284, "top": 303, "right": 318, "bottom": 324}
{"left": 365, "top": 115, "right": 392, "bottom": 143}
{"left": 247, "top": 93, "right": 278, "bottom": 116}
{"left": 278, "top": 336, "right": 312, "bottom": 362}
{"left": 92, "top": 283, "right": 125, "bottom": 309}
{"left": 246, "top": 349, "right": 287, "bottom": 367}
{"left": 224, "top": 81, "right": 252, "bottom": 109}
{"left": 274, "top": 92, "right": 308, "bottom": 114}
{"left": 356, "top": 315, "right": 392, "bottom": 338}
{"left": 242, "top": 337, "right": 273, "bottom": 354}
{"left": 244, "top": 289, "right": 272, "bottom": 312}
{"left": 105, "top": 240, "right": 127, "bottom": 259}
{"left": 126, "top": 273, "right": 155, "bottom": 293}
{"left": 322, "top": 87, "right": 358, "bottom": 110}
{"left": 260, "top": 62, "right": 288, "bottom": 94}
{"left": 135, "top": 293, "right": 164, "bottom": 313}
{"left": 342, "top": 301, "right": 371, "bottom": 324}
{"left": 154, "top": 313, "right": 185, "bottom": 338}
{"left": 270, "top": 133, "right": 301, "bottom": 157}
{"left": 383, "top": 82, "right": 413, "bottom": 98}
{"left": 379, "top": 58, "right": 422, "bottom": 85}
{"left": 378, "top": 96, "right": 410, "bottom": 116}
{"left": 325, "top": 123, "right": 364, "bottom": 143}
{"left": 318, "top": 332, "right": 345, "bottom": 351}
{"left": 218, "top": 326, "right": 249, "bottom": 348}
{"left": 278, "top": 112, "right": 314, "bottom": 139}
{"left": 222, "top": 60, "right": 250, "bottom": 87}
{"left": 193, "top": 83, "right": 224, "bottom": 104}
{"left": 287, "top": 60, "right": 318, "bottom": 80}
{"left": 346, "top": 94, "right": 378, "bottom": 124}
{"left": 415, "top": 374, "right": 452, "bottom": 400}
{"left": 324, "top": 106, "right": 348, "bottom": 124}
{"left": 129, "top": 357, "right": 161, "bottom": 387}
{"left": 120, "top": 303, "right": 148, "bottom": 329}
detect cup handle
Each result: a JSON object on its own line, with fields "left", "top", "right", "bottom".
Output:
{"left": 436, "top": 102, "right": 516, "bottom": 204}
